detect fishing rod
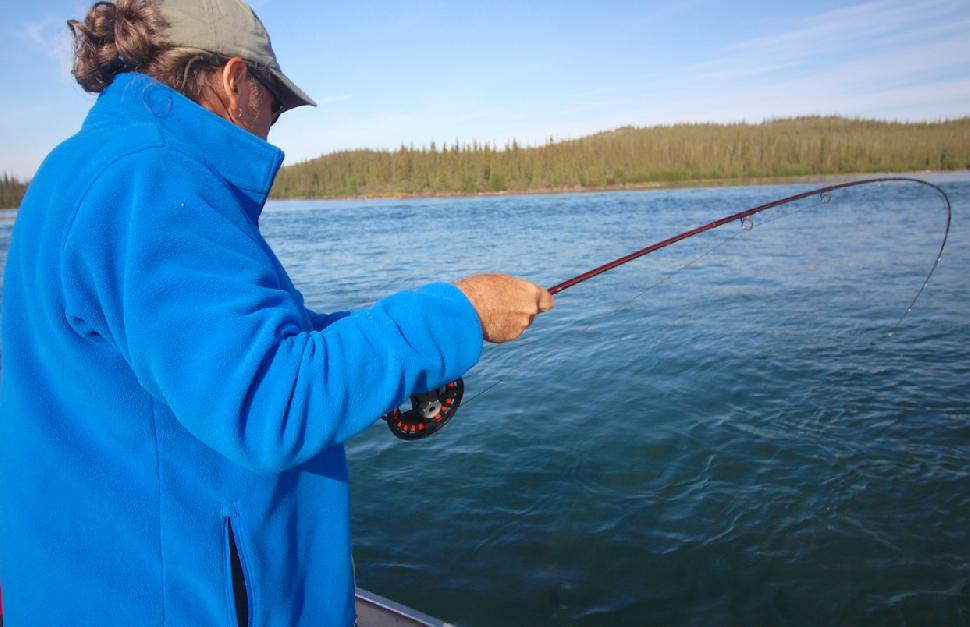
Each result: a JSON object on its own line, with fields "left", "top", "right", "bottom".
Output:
{"left": 383, "top": 177, "right": 952, "bottom": 440}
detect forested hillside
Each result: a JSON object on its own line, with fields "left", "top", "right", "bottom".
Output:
{"left": 0, "top": 173, "right": 28, "bottom": 209}
{"left": 271, "top": 116, "right": 970, "bottom": 198}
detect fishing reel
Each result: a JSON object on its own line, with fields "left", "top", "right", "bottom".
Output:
{"left": 382, "top": 378, "right": 464, "bottom": 440}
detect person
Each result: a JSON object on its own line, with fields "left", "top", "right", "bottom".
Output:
{"left": 0, "top": 0, "right": 553, "bottom": 624}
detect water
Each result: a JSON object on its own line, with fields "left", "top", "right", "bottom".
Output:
{"left": 2, "top": 174, "right": 969, "bottom": 624}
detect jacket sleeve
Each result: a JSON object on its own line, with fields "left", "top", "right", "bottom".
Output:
{"left": 61, "top": 148, "right": 482, "bottom": 472}
{"left": 305, "top": 309, "right": 352, "bottom": 331}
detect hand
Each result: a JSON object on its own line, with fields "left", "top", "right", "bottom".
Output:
{"left": 454, "top": 273, "right": 554, "bottom": 343}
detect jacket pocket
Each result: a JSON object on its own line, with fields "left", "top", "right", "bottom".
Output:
{"left": 224, "top": 516, "right": 251, "bottom": 627}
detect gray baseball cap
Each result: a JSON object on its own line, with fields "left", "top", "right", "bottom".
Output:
{"left": 155, "top": 0, "right": 316, "bottom": 112}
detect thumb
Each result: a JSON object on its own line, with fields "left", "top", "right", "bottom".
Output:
{"left": 537, "top": 287, "right": 555, "bottom": 313}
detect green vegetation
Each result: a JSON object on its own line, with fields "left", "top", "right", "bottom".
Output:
{"left": 1, "top": 172, "right": 28, "bottom": 209}
{"left": 270, "top": 116, "right": 970, "bottom": 199}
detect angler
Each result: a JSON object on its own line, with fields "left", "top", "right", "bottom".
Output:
{"left": 0, "top": 1, "right": 552, "bottom": 625}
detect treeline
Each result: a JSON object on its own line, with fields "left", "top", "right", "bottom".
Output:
{"left": 270, "top": 116, "right": 970, "bottom": 198}
{"left": 0, "top": 173, "right": 28, "bottom": 209}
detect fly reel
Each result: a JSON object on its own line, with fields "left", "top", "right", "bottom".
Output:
{"left": 383, "top": 379, "right": 464, "bottom": 440}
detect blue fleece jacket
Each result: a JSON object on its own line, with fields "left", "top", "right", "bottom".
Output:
{"left": 0, "top": 73, "right": 482, "bottom": 626}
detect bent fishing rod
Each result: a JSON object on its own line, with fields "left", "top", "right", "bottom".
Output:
{"left": 382, "top": 177, "right": 952, "bottom": 440}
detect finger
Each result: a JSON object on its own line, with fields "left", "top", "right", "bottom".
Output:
{"left": 492, "top": 326, "right": 523, "bottom": 343}
{"left": 537, "top": 288, "right": 555, "bottom": 313}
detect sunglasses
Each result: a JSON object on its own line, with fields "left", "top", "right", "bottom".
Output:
{"left": 188, "top": 55, "right": 286, "bottom": 126}
{"left": 247, "top": 66, "right": 285, "bottom": 125}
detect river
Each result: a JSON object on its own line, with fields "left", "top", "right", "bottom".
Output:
{"left": 2, "top": 174, "right": 968, "bottom": 625}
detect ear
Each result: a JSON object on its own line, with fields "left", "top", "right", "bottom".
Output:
{"left": 220, "top": 57, "right": 252, "bottom": 123}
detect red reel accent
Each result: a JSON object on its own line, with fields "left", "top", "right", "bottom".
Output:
{"left": 382, "top": 379, "right": 464, "bottom": 440}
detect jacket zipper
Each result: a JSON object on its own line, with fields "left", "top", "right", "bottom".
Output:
{"left": 225, "top": 517, "right": 251, "bottom": 627}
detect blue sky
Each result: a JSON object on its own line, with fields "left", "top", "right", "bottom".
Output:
{"left": 2, "top": 0, "right": 968, "bottom": 179}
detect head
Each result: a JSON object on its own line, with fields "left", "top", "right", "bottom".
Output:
{"left": 68, "top": 0, "right": 314, "bottom": 140}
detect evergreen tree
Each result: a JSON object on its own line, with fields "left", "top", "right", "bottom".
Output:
{"left": 0, "top": 172, "right": 29, "bottom": 209}
{"left": 269, "top": 116, "right": 970, "bottom": 199}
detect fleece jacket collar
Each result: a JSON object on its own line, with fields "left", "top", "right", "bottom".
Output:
{"left": 82, "top": 72, "right": 284, "bottom": 223}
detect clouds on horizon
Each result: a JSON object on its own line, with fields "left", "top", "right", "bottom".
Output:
{"left": 2, "top": 0, "right": 968, "bottom": 177}
{"left": 274, "top": 0, "right": 969, "bottom": 166}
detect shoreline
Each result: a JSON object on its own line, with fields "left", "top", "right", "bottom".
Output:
{"left": 2, "top": 170, "right": 964, "bottom": 212}
{"left": 269, "top": 169, "right": 961, "bottom": 202}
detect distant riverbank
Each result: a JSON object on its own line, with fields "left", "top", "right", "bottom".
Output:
{"left": 2, "top": 170, "right": 963, "bottom": 210}
{"left": 0, "top": 175, "right": 840, "bottom": 210}
{"left": 272, "top": 170, "right": 956, "bottom": 202}
{"left": 270, "top": 116, "right": 970, "bottom": 200}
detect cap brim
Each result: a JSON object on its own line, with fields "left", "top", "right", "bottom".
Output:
{"left": 268, "top": 68, "right": 316, "bottom": 112}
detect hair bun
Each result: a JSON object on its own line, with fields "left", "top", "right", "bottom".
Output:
{"left": 69, "top": 0, "right": 157, "bottom": 92}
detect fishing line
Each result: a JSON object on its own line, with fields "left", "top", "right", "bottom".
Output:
{"left": 463, "top": 209, "right": 760, "bottom": 407}
{"left": 382, "top": 177, "right": 952, "bottom": 440}
{"left": 461, "top": 186, "right": 834, "bottom": 409}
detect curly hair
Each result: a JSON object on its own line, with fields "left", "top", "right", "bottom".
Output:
{"left": 68, "top": 0, "right": 224, "bottom": 104}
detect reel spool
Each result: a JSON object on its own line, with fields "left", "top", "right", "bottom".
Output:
{"left": 383, "top": 379, "right": 464, "bottom": 440}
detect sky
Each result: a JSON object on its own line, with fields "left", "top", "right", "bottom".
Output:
{"left": 1, "top": 0, "right": 969, "bottom": 179}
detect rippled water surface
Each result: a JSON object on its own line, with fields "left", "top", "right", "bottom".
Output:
{"left": 3, "top": 174, "right": 969, "bottom": 625}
